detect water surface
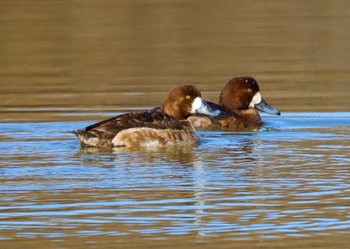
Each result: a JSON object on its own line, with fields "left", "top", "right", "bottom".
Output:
{"left": 1, "top": 112, "right": 350, "bottom": 248}
{"left": 1, "top": 0, "right": 350, "bottom": 248}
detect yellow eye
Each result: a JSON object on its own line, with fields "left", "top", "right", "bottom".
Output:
{"left": 185, "top": 95, "right": 191, "bottom": 100}
{"left": 248, "top": 88, "right": 252, "bottom": 93}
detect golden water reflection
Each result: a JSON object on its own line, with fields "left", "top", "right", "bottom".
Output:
{"left": 1, "top": 0, "right": 350, "bottom": 122}
{"left": 1, "top": 1, "right": 350, "bottom": 248}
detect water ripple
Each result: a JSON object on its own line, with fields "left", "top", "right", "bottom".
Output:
{"left": 0, "top": 113, "right": 350, "bottom": 242}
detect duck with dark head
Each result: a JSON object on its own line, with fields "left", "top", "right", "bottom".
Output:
{"left": 188, "top": 76, "right": 281, "bottom": 130}
{"left": 73, "top": 85, "right": 224, "bottom": 148}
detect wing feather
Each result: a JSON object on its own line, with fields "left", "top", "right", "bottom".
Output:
{"left": 85, "top": 111, "right": 183, "bottom": 138}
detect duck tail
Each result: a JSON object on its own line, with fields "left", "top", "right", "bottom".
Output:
{"left": 72, "top": 129, "right": 98, "bottom": 147}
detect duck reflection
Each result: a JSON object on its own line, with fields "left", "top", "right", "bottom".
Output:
{"left": 73, "top": 130, "right": 267, "bottom": 238}
{"left": 75, "top": 130, "right": 265, "bottom": 166}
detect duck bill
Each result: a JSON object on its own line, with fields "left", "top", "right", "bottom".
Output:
{"left": 192, "top": 97, "right": 225, "bottom": 117}
{"left": 255, "top": 98, "right": 281, "bottom": 115}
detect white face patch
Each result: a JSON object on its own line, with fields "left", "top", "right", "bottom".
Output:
{"left": 249, "top": 92, "right": 262, "bottom": 108}
{"left": 191, "top": 97, "right": 203, "bottom": 113}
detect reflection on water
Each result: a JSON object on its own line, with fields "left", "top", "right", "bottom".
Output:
{"left": 1, "top": 0, "right": 350, "bottom": 248}
{"left": 1, "top": 0, "right": 350, "bottom": 119}
{"left": 1, "top": 113, "right": 350, "bottom": 248}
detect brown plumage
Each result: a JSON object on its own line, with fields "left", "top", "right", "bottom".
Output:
{"left": 188, "top": 76, "right": 281, "bottom": 131}
{"left": 73, "top": 85, "right": 224, "bottom": 148}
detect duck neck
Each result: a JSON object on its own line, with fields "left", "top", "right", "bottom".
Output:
{"left": 240, "top": 109, "right": 262, "bottom": 125}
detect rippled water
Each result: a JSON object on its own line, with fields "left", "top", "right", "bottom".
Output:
{"left": 1, "top": 0, "right": 350, "bottom": 248}
{"left": 1, "top": 112, "right": 350, "bottom": 248}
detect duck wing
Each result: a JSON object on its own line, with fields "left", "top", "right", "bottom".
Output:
{"left": 85, "top": 111, "right": 183, "bottom": 138}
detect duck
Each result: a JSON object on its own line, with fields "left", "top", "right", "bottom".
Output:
{"left": 73, "top": 84, "right": 224, "bottom": 148}
{"left": 187, "top": 76, "right": 281, "bottom": 130}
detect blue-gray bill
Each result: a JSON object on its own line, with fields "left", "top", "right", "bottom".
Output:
{"left": 255, "top": 98, "right": 281, "bottom": 115}
{"left": 197, "top": 99, "right": 226, "bottom": 117}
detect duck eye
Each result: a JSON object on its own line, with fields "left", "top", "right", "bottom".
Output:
{"left": 185, "top": 95, "right": 191, "bottom": 100}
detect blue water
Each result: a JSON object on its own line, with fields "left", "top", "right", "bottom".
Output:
{"left": 0, "top": 112, "right": 350, "bottom": 246}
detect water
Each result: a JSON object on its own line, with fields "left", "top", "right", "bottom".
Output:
{"left": 1, "top": 112, "right": 350, "bottom": 248}
{"left": 1, "top": 0, "right": 350, "bottom": 248}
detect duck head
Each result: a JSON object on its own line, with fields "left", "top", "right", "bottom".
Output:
{"left": 162, "top": 84, "right": 225, "bottom": 120}
{"left": 219, "top": 76, "right": 281, "bottom": 115}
